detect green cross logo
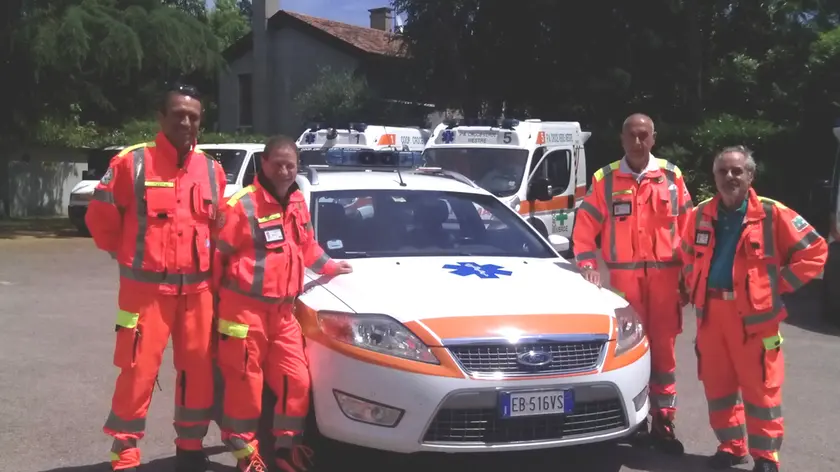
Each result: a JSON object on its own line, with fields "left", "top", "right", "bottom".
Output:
{"left": 555, "top": 212, "right": 568, "bottom": 224}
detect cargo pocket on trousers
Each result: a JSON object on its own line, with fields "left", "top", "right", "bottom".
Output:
{"left": 217, "top": 319, "right": 250, "bottom": 378}
{"left": 114, "top": 309, "right": 141, "bottom": 369}
{"left": 760, "top": 333, "right": 784, "bottom": 388}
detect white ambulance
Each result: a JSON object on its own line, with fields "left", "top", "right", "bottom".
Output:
{"left": 296, "top": 123, "right": 430, "bottom": 168}
{"left": 421, "top": 119, "right": 591, "bottom": 256}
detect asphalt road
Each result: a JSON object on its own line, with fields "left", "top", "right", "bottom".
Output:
{"left": 1, "top": 236, "right": 838, "bottom": 472}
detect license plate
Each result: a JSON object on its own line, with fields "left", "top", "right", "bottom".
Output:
{"left": 499, "top": 389, "right": 574, "bottom": 418}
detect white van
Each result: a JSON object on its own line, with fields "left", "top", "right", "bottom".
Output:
{"left": 296, "top": 123, "right": 430, "bottom": 167}
{"left": 68, "top": 143, "right": 266, "bottom": 234}
{"left": 421, "top": 119, "right": 591, "bottom": 255}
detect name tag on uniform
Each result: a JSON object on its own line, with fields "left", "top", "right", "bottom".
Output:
{"left": 612, "top": 201, "right": 632, "bottom": 217}
{"left": 695, "top": 230, "right": 711, "bottom": 246}
{"left": 264, "top": 228, "right": 285, "bottom": 243}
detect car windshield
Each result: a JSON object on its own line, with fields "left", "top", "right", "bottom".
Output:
{"left": 421, "top": 148, "right": 529, "bottom": 198}
{"left": 312, "top": 190, "right": 555, "bottom": 259}
{"left": 301, "top": 148, "right": 422, "bottom": 167}
{"left": 201, "top": 149, "right": 248, "bottom": 184}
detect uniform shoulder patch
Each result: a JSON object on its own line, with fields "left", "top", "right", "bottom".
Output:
{"left": 791, "top": 215, "right": 809, "bottom": 232}
{"left": 100, "top": 167, "right": 114, "bottom": 185}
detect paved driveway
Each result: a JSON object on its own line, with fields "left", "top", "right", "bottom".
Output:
{"left": 1, "top": 237, "right": 837, "bottom": 472}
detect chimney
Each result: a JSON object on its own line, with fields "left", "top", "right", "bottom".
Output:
{"left": 251, "top": 0, "right": 280, "bottom": 134}
{"left": 369, "top": 7, "right": 394, "bottom": 32}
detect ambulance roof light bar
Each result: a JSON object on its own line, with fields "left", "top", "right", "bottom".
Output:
{"left": 306, "top": 122, "right": 369, "bottom": 133}
{"left": 442, "top": 118, "right": 520, "bottom": 130}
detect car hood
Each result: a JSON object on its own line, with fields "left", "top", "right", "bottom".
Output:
{"left": 70, "top": 180, "right": 98, "bottom": 195}
{"left": 304, "top": 256, "right": 626, "bottom": 341}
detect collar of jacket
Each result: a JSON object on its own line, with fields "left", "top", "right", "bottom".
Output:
{"left": 702, "top": 187, "right": 764, "bottom": 223}
{"left": 616, "top": 154, "right": 665, "bottom": 180}
{"left": 154, "top": 131, "right": 198, "bottom": 168}
{"left": 254, "top": 173, "right": 303, "bottom": 208}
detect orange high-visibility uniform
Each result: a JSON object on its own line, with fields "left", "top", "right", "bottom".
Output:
{"left": 678, "top": 189, "right": 826, "bottom": 465}
{"left": 86, "top": 132, "right": 226, "bottom": 470}
{"left": 573, "top": 157, "right": 693, "bottom": 418}
{"left": 213, "top": 179, "right": 339, "bottom": 461}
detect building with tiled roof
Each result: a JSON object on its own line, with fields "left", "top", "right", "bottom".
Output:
{"left": 217, "top": 2, "right": 424, "bottom": 136}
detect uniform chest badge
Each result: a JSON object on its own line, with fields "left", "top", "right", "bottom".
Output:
{"left": 695, "top": 230, "right": 711, "bottom": 246}
{"left": 612, "top": 201, "right": 632, "bottom": 217}
{"left": 265, "top": 227, "right": 285, "bottom": 243}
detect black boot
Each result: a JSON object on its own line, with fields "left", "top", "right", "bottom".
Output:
{"left": 649, "top": 414, "right": 685, "bottom": 456}
{"left": 753, "top": 458, "right": 780, "bottom": 472}
{"left": 627, "top": 417, "right": 651, "bottom": 448}
{"left": 707, "top": 450, "right": 748, "bottom": 469}
{"left": 175, "top": 448, "right": 210, "bottom": 472}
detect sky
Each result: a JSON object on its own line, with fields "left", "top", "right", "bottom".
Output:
{"left": 205, "top": 0, "right": 394, "bottom": 27}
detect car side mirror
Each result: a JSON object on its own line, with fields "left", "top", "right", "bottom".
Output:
{"left": 527, "top": 177, "right": 552, "bottom": 202}
{"left": 548, "top": 234, "right": 570, "bottom": 253}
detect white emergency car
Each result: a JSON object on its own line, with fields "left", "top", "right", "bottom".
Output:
{"left": 296, "top": 123, "right": 430, "bottom": 168}
{"left": 421, "top": 119, "right": 591, "bottom": 256}
{"left": 291, "top": 163, "right": 651, "bottom": 454}
{"left": 67, "top": 143, "right": 266, "bottom": 233}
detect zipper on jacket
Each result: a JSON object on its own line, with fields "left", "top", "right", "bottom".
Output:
{"left": 760, "top": 349, "right": 767, "bottom": 383}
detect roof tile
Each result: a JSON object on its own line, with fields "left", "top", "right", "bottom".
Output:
{"left": 284, "top": 11, "right": 405, "bottom": 57}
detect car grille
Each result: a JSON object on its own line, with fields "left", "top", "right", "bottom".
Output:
{"left": 423, "top": 398, "right": 627, "bottom": 444}
{"left": 449, "top": 341, "right": 605, "bottom": 376}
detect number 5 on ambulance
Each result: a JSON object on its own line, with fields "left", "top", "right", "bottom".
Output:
{"left": 296, "top": 122, "right": 430, "bottom": 168}
{"left": 421, "top": 118, "right": 592, "bottom": 255}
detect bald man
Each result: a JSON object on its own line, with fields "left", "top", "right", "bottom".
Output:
{"left": 572, "top": 114, "right": 694, "bottom": 455}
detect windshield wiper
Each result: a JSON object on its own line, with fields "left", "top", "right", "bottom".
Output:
{"left": 339, "top": 251, "right": 370, "bottom": 258}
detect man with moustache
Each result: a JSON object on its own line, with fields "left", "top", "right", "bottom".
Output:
{"left": 679, "top": 146, "right": 826, "bottom": 472}
{"left": 212, "top": 135, "right": 352, "bottom": 472}
{"left": 86, "top": 83, "right": 226, "bottom": 472}
{"left": 572, "top": 113, "right": 693, "bottom": 455}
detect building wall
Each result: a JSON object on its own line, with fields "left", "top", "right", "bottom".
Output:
{"left": 270, "top": 27, "right": 359, "bottom": 136}
{"left": 0, "top": 147, "right": 88, "bottom": 218}
{"left": 218, "top": 50, "right": 255, "bottom": 134}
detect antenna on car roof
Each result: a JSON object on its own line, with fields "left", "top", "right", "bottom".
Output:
{"left": 396, "top": 165, "right": 407, "bottom": 187}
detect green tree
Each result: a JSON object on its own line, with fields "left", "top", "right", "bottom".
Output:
{"left": 209, "top": 0, "right": 250, "bottom": 50}
{"left": 294, "top": 67, "right": 377, "bottom": 124}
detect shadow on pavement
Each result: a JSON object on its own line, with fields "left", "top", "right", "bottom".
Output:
{"left": 0, "top": 217, "right": 83, "bottom": 240}
{"left": 781, "top": 279, "right": 840, "bottom": 337}
{"left": 38, "top": 446, "right": 233, "bottom": 472}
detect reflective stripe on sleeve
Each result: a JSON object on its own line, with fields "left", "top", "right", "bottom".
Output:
{"left": 93, "top": 188, "right": 115, "bottom": 204}
{"left": 174, "top": 406, "right": 214, "bottom": 422}
{"left": 309, "top": 252, "right": 330, "bottom": 272}
{"left": 220, "top": 416, "right": 260, "bottom": 434}
{"left": 578, "top": 200, "right": 604, "bottom": 224}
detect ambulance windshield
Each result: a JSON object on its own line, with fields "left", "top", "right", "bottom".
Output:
{"left": 421, "top": 148, "right": 528, "bottom": 197}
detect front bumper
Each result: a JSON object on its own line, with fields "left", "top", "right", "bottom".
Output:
{"left": 68, "top": 204, "right": 87, "bottom": 228}
{"left": 308, "top": 341, "right": 650, "bottom": 454}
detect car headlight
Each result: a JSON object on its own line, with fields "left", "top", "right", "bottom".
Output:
{"left": 614, "top": 305, "right": 645, "bottom": 357}
{"left": 70, "top": 193, "right": 92, "bottom": 204}
{"left": 316, "top": 311, "right": 440, "bottom": 364}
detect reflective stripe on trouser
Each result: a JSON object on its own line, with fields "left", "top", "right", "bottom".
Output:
{"left": 104, "top": 290, "right": 215, "bottom": 467}
{"left": 216, "top": 291, "right": 310, "bottom": 458}
{"left": 610, "top": 266, "right": 681, "bottom": 418}
{"left": 696, "top": 297, "right": 784, "bottom": 463}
